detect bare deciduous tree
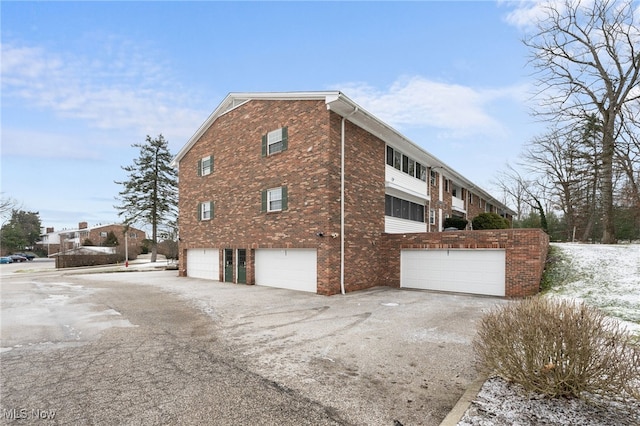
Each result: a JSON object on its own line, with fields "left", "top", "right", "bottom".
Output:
{"left": 525, "top": 0, "right": 640, "bottom": 243}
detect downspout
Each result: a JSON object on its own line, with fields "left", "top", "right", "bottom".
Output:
{"left": 340, "top": 106, "right": 358, "bottom": 295}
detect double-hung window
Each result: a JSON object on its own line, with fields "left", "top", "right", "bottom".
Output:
{"left": 198, "top": 201, "right": 213, "bottom": 221}
{"left": 261, "top": 186, "right": 288, "bottom": 212}
{"left": 198, "top": 155, "right": 213, "bottom": 176}
{"left": 262, "top": 127, "right": 288, "bottom": 156}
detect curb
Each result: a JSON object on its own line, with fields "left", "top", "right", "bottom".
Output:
{"left": 439, "top": 375, "right": 487, "bottom": 426}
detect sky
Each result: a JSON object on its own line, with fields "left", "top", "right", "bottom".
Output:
{"left": 2, "top": 1, "right": 549, "bottom": 232}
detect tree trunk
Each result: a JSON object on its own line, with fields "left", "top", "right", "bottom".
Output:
{"left": 151, "top": 221, "right": 158, "bottom": 263}
{"left": 600, "top": 120, "right": 617, "bottom": 244}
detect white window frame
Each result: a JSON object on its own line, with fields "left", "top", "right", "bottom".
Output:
{"left": 200, "top": 201, "right": 213, "bottom": 220}
{"left": 200, "top": 155, "right": 213, "bottom": 176}
{"left": 267, "top": 128, "right": 285, "bottom": 155}
{"left": 429, "top": 209, "right": 436, "bottom": 225}
{"left": 267, "top": 187, "right": 283, "bottom": 212}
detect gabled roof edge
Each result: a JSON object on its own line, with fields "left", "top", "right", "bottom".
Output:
{"left": 171, "top": 91, "right": 342, "bottom": 167}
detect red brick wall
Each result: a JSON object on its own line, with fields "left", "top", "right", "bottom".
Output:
{"left": 86, "top": 225, "right": 146, "bottom": 254}
{"left": 178, "top": 99, "right": 342, "bottom": 293}
{"left": 340, "top": 117, "right": 386, "bottom": 292}
{"left": 380, "top": 229, "right": 549, "bottom": 297}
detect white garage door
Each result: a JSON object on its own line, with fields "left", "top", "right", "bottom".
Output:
{"left": 187, "top": 248, "right": 219, "bottom": 280}
{"left": 255, "top": 249, "right": 317, "bottom": 293}
{"left": 401, "top": 249, "right": 505, "bottom": 296}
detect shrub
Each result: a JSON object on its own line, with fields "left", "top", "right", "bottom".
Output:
{"left": 444, "top": 217, "right": 468, "bottom": 230}
{"left": 472, "top": 212, "right": 509, "bottom": 230}
{"left": 474, "top": 297, "right": 640, "bottom": 402}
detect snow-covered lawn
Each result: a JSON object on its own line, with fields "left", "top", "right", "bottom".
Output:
{"left": 545, "top": 243, "right": 640, "bottom": 335}
{"left": 459, "top": 242, "right": 640, "bottom": 425}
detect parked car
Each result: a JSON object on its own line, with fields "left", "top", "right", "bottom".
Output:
{"left": 14, "top": 252, "right": 35, "bottom": 261}
{"left": 8, "top": 254, "right": 28, "bottom": 263}
{"left": 0, "top": 256, "right": 13, "bottom": 264}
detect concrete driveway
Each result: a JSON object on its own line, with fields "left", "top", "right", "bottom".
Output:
{"left": 1, "top": 263, "right": 506, "bottom": 425}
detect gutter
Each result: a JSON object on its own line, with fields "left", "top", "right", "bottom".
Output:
{"left": 340, "top": 105, "right": 358, "bottom": 295}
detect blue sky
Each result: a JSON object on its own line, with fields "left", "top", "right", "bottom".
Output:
{"left": 2, "top": 1, "right": 546, "bottom": 231}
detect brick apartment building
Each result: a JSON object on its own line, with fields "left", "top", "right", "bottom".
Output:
{"left": 173, "top": 92, "right": 547, "bottom": 297}
{"left": 39, "top": 222, "right": 146, "bottom": 256}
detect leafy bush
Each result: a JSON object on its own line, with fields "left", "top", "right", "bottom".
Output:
{"left": 472, "top": 212, "right": 510, "bottom": 230}
{"left": 444, "top": 217, "right": 468, "bottom": 230}
{"left": 474, "top": 297, "right": 640, "bottom": 403}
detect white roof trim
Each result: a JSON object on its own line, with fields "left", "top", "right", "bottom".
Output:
{"left": 171, "top": 91, "right": 514, "bottom": 215}
{"left": 171, "top": 91, "right": 341, "bottom": 166}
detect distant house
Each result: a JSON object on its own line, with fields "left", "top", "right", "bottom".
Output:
{"left": 38, "top": 222, "right": 146, "bottom": 256}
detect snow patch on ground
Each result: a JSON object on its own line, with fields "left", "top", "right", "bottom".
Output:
{"left": 0, "top": 280, "right": 135, "bottom": 352}
{"left": 459, "top": 243, "right": 640, "bottom": 425}
{"left": 459, "top": 377, "right": 640, "bottom": 426}
{"left": 546, "top": 243, "right": 640, "bottom": 333}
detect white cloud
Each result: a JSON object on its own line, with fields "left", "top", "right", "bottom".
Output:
{"left": 336, "top": 76, "right": 528, "bottom": 140}
{"left": 1, "top": 39, "right": 206, "bottom": 144}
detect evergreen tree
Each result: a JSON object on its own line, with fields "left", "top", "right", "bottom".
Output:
{"left": 103, "top": 231, "right": 119, "bottom": 247}
{"left": 115, "top": 134, "right": 177, "bottom": 262}
{"left": 0, "top": 210, "right": 42, "bottom": 252}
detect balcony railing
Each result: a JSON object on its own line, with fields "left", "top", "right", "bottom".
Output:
{"left": 452, "top": 196, "right": 465, "bottom": 211}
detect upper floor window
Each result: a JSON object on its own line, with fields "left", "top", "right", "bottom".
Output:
{"left": 198, "top": 155, "right": 213, "bottom": 176}
{"left": 430, "top": 170, "right": 437, "bottom": 186}
{"left": 262, "top": 127, "right": 288, "bottom": 156}
{"left": 198, "top": 201, "right": 213, "bottom": 221}
{"left": 386, "top": 146, "right": 426, "bottom": 181}
{"left": 261, "top": 186, "right": 288, "bottom": 212}
{"left": 468, "top": 192, "right": 474, "bottom": 205}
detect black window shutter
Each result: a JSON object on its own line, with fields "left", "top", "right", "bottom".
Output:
{"left": 281, "top": 186, "right": 288, "bottom": 211}
{"left": 197, "top": 159, "right": 202, "bottom": 177}
{"left": 210, "top": 201, "right": 214, "bottom": 219}
{"left": 281, "top": 127, "right": 288, "bottom": 151}
{"left": 261, "top": 190, "right": 267, "bottom": 212}
{"left": 261, "top": 134, "right": 267, "bottom": 157}
{"left": 197, "top": 202, "right": 202, "bottom": 221}
{"left": 210, "top": 155, "right": 214, "bottom": 173}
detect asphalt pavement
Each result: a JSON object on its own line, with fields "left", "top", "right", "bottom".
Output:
{"left": 1, "top": 258, "right": 507, "bottom": 425}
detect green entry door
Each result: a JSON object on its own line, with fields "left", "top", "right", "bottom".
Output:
{"left": 224, "top": 249, "right": 233, "bottom": 282}
{"left": 237, "top": 249, "right": 247, "bottom": 284}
